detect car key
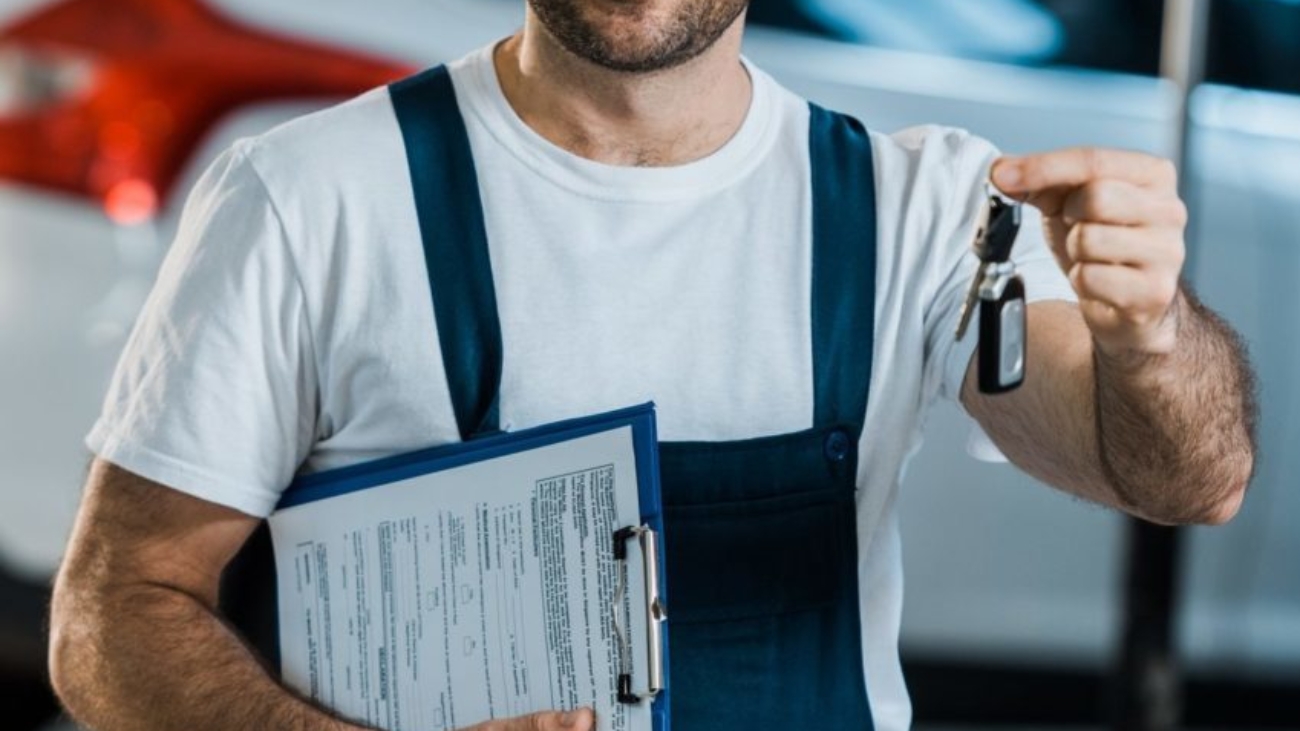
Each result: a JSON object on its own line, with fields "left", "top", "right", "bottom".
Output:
{"left": 955, "top": 184, "right": 1027, "bottom": 394}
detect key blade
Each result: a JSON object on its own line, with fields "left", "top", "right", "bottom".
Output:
{"left": 955, "top": 300, "right": 976, "bottom": 341}
{"left": 955, "top": 274, "right": 982, "bottom": 340}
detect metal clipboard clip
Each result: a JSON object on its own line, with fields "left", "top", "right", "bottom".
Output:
{"left": 612, "top": 525, "right": 666, "bottom": 705}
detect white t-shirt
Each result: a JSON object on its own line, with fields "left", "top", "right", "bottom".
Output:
{"left": 88, "top": 44, "right": 1075, "bottom": 730}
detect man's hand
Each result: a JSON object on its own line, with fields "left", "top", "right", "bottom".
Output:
{"left": 991, "top": 148, "right": 1187, "bottom": 359}
{"left": 962, "top": 147, "right": 1256, "bottom": 526}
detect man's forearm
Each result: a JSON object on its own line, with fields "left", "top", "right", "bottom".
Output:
{"left": 50, "top": 579, "right": 367, "bottom": 731}
{"left": 1093, "top": 286, "right": 1257, "bottom": 524}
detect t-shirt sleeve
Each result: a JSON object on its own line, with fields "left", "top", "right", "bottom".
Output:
{"left": 920, "top": 133, "right": 1077, "bottom": 441}
{"left": 86, "top": 140, "right": 318, "bottom": 517}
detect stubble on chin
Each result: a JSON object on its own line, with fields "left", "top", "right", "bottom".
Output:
{"left": 527, "top": 0, "right": 748, "bottom": 73}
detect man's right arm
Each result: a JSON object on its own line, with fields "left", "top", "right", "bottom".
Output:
{"left": 50, "top": 459, "right": 592, "bottom": 731}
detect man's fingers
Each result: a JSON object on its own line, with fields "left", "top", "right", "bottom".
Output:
{"left": 994, "top": 147, "right": 1190, "bottom": 356}
{"left": 469, "top": 708, "right": 595, "bottom": 731}
{"left": 1061, "top": 180, "right": 1188, "bottom": 228}
{"left": 993, "top": 148, "right": 1178, "bottom": 200}
{"left": 1065, "top": 223, "right": 1185, "bottom": 271}
{"left": 1068, "top": 262, "right": 1178, "bottom": 318}
{"left": 558, "top": 708, "right": 595, "bottom": 730}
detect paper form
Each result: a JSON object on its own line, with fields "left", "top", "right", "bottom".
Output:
{"left": 269, "top": 426, "right": 652, "bottom": 731}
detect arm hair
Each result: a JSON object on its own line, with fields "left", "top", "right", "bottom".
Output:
{"left": 962, "top": 293, "right": 1257, "bottom": 525}
{"left": 49, "top": 459, "right": 375, "bottom": 731}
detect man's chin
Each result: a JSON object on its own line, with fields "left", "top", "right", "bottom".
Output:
{"left": 583, "top": 43, "right": 697, "bottom": 72}
{"left": 528, "top": 0, "right": 746, "bottom": 73}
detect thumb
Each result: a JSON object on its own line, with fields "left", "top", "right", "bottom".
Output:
{"left": 991, "top": 156, "right": 1069, "bottom": 217}
{"left": 556, "top": 708, "right": 595, "bottom": 730}
{"left": 990, "top": 156, "right": 1026, "bottom": 196}
{"left": 476, "top": 708, "right": 595, "bottom": 731}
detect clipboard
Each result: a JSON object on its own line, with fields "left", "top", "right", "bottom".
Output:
{"left": 269, "top": 403, "right": 670, "bottom": 731}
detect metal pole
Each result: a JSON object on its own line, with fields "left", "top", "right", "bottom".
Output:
{"left": 1113, "top": 522, "right": 1184, "bottom": 730}
{"left": 1161, "top": 0, "right": 1212, "bottom": 238}
{"left": 1111, "top": 2, "right": 1211, "bottom": 730}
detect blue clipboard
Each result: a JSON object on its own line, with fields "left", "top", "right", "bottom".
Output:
{"left": 275, "top": 402, "right": 670, "bottom": 731}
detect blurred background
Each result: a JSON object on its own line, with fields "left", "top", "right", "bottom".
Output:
{"left": 0, "top": 0, "right": 1296, "bottom": 729}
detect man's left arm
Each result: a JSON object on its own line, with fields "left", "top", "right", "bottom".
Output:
{"left": 960, "top": 148, "right": 1258, "bottom": 525}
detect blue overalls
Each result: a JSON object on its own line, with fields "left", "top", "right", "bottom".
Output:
{"left": 387, "top": 66, "right": 881, "bottom": 730}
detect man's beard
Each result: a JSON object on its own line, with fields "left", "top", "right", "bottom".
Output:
{"left": 527, "top": 0, "right": 749, "bottom": 73}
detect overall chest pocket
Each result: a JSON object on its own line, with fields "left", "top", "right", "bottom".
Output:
{"left": 658, "top": 425, "right": 861, "bottom": 624}
{"left": 664, "top": 486, "right": 857, "bottom": 624}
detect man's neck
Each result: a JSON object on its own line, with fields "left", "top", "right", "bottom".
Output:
{"left": 493, "top": 12, "right": 752, "bottom": 167}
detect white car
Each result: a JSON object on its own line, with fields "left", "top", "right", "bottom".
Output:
{"left": 2, "top": 0, "right": 1297, "bottom": 725}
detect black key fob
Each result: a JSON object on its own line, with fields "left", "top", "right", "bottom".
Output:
{"left": 978, "top": 274, "right": 1027, "bottom": 394}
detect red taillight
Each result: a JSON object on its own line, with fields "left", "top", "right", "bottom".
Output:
{"left": 0, "top": 0, "right": 414, "bottom": 221}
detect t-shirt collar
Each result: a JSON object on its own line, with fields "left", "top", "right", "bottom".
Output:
{"left": 453, "top": 43, "right": 778, "bottom": 203}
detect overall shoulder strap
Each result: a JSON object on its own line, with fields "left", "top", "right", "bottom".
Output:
{"left": 390, "top": 66, "right": 502, "bottom": 440}
{"left": 808, "top": 103, "right": 878, "bottom": 432}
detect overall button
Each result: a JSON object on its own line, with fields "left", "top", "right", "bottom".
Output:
{"left": 824, "top": 429, "right": 852, "bottom": 463}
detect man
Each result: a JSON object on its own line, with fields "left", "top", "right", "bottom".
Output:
{"left": 48, "top": 1, "right": 1256, "bottom": 730}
